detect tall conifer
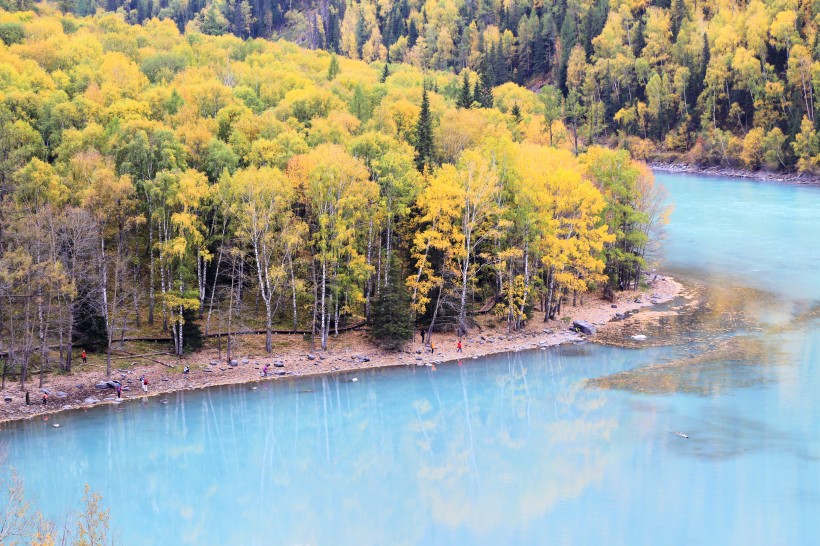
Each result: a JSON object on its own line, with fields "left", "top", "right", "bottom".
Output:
{"left": 414, "top": 86, "right": 433, "bottom": 171}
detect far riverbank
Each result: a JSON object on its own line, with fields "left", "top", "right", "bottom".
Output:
{"left": 651, "top": 163, "right": 820, "bottom": 185}
{"left": 0, "top": 275, "right": 682, "bottom": 425}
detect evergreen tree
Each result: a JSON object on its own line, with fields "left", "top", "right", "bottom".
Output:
{"left": 486, "top": 41, "right": 498, "bottom": 85}
{"left": 532, "top": 20, "right": 547, "bottom": 77}
{"left": 671, "top": 0, "right": 685, "bottom": 40}
{"left": 327, "top": 53, "right": 340, "bottom": 80}
{"left": 355, "top": 13, "right": 367, "bottom": 58}
{"left": 415, "top": 85, "right": 433, "bottom": 171}
{"left": 181, "top": 308, "right": 203, "bottom": 353}
{"left": 370, "top": 255, "right": 413, "bottom": 350}
{"left": 72, "top": 294, "right": 108, "bottom": 352}
{"left": 458, "top": 71, "right": 472, "bottom": 108}
{"left": 380, "top": 62, "right": 390, "bottom": 83}
{"left": 511, "top": 103, "right": 522, "bottom": 123}
{"left": 414, "top": 86, "right": 434, "bottom": 171}
{"left": 473, "top": 79, "right": 482, "bottom": 106}
{"left": 201, "top": 3, "right": 229, "bottom": 36}
{"left": 408, "top": 19, "right": 418, "bottom": 47}
{"left": 494, "top": 40, "right": 508, "bottom": 84}
{"left": 687, "top": 34, "right": 709, "bottom": 121}
{"left": 478, "top": 70, "right": 494, "bottom": 108}
{"left": 326, "top": 9, "right": 341, "bottom": 51}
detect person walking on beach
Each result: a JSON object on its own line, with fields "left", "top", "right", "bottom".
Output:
{"left": 81, "top": 349, "right": 87, "bottom": 364}
{"left": 262, "top": 364, "right": 269, "bottom": 377}
{"left": 420, "top": 328, "right": 425, "bottom": 344}
{"left": 457, "top": 340, "right": 462, "bottom": 353}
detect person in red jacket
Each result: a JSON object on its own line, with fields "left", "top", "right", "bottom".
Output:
{"left": 81, "top": 349, "right": 87, "bottom": 364}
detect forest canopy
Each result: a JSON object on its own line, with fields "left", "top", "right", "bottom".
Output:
{"left": 32, "top": 0, "right": 820, "bottom": 172}
{"left": 0, "top": 5, "right": 665, "bottom": 385}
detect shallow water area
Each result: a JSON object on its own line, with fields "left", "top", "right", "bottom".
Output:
{"left": 3, "top": 172, "right": 820, "bottom": 545}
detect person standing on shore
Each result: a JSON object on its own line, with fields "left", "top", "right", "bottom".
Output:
{"left": 116, "top": 385, "right": 122, "bottom": 398}
{"left": 430, "top": 341, "right": 435, "bottom": 354}
{"left": 42, "top": 392, "right": 48, "bottom": 405}
{"left": 420, "top": 328, "right": 425, "bottom": 344}
{"left": 25, "top": 391, "right": 30, "bottom": 405}
{"left": 81, "top": 349, "right": 87, "bottom": 364}
{"left": 457, "top": 340, "right": 462, "bottom": 353}
{"left": 141, "top": 375, "right": 148, "bottom": 393}
{"left": 262, "top": 364, "right": 269, "bottom": 377}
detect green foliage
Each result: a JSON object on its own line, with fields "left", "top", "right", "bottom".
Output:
{"left": 72, "top": 296, "right": 109, "bottom": 353}
{"left": 457, "top": 71, "right": 471, "bottom": 109}
{"left": 201, "top": 2, "right": 229, "bottom": 36}
{"left": 0, "top": 9, "right": 664, "bottom": 371}
{"left": 327, "top": 53, "right": 340, "bottom": 81}
{"left": 181, "top": 308, "right": 203, "bottom": 352}
{"left": 141, "top": 52, "right": 189, "bottom": 83}
{"left": 52, "top": 0, "right": 820, "bottom": 171}
{"left": 371, "top": 256, "right": 413, "bottom": 350}
{"left": 510, "top": 103, "right": 522, "bottom": 124}
{"left": 0, "top": 22, "right": 24, "bottom": 46}
{"left": 205, "top": 138, "right": 239, "bottom": 181}
{"left": 414, "top": 86, "right": 433, "bottom": 171}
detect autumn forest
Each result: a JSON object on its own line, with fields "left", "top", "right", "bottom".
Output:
{"left": 2, "top": 2, "right": 666, "bottom": 386}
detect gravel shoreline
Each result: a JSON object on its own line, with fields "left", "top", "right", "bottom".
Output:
{"left": 651, "top": 163, "right": 820, "bottom": 185}
{"left": 0, "top": 275, "right": 682, "bottom": 426}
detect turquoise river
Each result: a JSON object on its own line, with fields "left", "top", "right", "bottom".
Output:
{"left": 2, "top": 173, "right": 819, "bottom": 545}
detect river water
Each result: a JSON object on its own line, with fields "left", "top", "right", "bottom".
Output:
{"left": 2, "top": 173, "right": 819, "bottom": 545}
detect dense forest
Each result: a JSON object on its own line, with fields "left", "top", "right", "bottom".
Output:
{"left": 0, "top": 4, "right": 665, "bottom": 385}
{"left": 19, "top": 0, "right": 820, "bottom": 171}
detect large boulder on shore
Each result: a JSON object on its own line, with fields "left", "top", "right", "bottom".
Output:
{"left": 572, "top": 320, "right": 597, "bottom": 335}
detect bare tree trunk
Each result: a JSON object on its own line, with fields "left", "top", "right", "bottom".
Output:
{"left": 100, "top": 234, "right": 113, "bottom": 378}
{"left": 364, "top": 217, "right": 374, "bottom": 321}
{"left": 426, "top": 284, "right": 444, "bottom": 343}
{"left": 518, "top": 239, "right": 530, "bottom": 330}
{"left": 320, "top": 258, "right": 327, "bottom": 350}
{"left": 289, "top": 251, "right": 298, "bottom": 333}
{"left": 38, "top": 296, "right": 46, "bottom": 388}
{"left": 205, "top": 219, "right": 227, "bottom": 335}
{"left": 544, "top": 267, "right": 555, "bottom": 322}
{"left": 132, "top": 251, "right": 141, "bottom": 328}
{"left": 458, "top": 230, "right": 472, "bottom": 336}
{"left": 310, "top": 259, "right": 318, "bottom": 352}
{"left": 148, "top": 217, "right": 155, "bottom": 325}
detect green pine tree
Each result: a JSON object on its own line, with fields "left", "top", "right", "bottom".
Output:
{"left": 478, "top": 71, "right": 494, "bottom": 108}
{"left": 458, "top": 71, "right": 472, "bottom": 108}
{"left": 355, "top": 14, "right": 367, "bottom": 58}
{"left": 414, "top": 86, "right": 434, "bottom": 171}
{"left": 182, "top": 308, "right": 203, "bottom": 353}
{"left": 327, "top": 53, "right": 340, "bottom": 80}
{"left": 370, "top": 255, "right": 413, "bottom": 350}
{"left": 473, "top": 79, "right": 481, "bottom": 107}
{"left": 201, "top": 3, "right": 229, "bottom": 36}
{"left": 380, "top": 62, "right": 390, "bottom": 83}
{"left": 511, "top": 103, "right": 522, "bottom": 123}
{"left": 671, "top": 0, "right": 685, "bottom": 40}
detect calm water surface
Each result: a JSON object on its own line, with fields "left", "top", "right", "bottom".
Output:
{"left": 2, "top": 173, "right": 819, "bottom": 545}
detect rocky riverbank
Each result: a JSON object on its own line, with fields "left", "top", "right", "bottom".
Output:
{"left": 650, "top": 163, "right": 820, "bottom": 185}
{"left": 0, "top": 274, "right": 682, "bottom": 425}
